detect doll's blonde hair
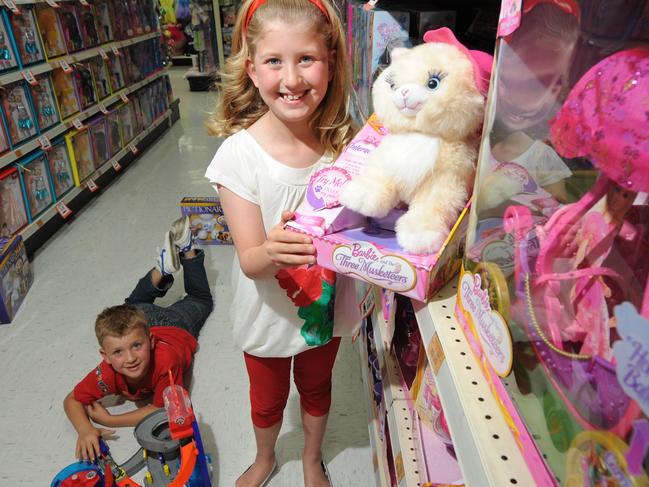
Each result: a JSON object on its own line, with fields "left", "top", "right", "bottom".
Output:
{"left": 206, "top": 0, "right": 354, "bottom": 157}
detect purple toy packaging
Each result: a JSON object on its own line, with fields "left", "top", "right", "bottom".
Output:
{"left": 179, "top": 197, "right": 233, "bottom": 245}
{"left": 0, "top": 236, "right": 32, "bottom": 324}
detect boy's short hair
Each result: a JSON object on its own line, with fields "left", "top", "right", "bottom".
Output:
{"left": 95, "top": 305, "right": 149, "bottom": 345}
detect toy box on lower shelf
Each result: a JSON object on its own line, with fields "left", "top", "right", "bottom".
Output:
{"left": 0, "top": 236, "right": 32, "bottom": 324}
{"left": 179, "top": 197, "right": 233, "bottom": 245}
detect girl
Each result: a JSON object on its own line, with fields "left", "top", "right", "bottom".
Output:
{"left": 204, "top": 0, "right": 353, "bottom": 486}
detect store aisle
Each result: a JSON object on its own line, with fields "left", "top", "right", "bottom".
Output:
{"left": 0, "top": 68, "right": 372, "bottom": 486}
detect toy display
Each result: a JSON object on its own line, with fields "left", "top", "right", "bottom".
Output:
{"left": 66, "top": 129, "right": 96, "bottom": 185}
{"left": 0, "top": 81, "right": 38, "bottom": 147}
{"left": 106, "top": 109, "right": 122, "bottom": 156}
{"left": 52, "top": 68, "right": 82, "bottom": 119}
{"left": 0, "top": 166, "right": 28, "bottom": 235}
{"left": 51, "top": 380, "right": 212, "bottom": 486}
{"left": 19, "top": 151, "right": 54, "bottom": 221}
{"left": 5, "top": 6, "right": 45, "bottom": 66}
{"left": 88, "top": 56, "right": 111, "bottom": 100}
{"left": 29, "top": 74, "right": 60, "bottom": 131}
{"left": 128, "top": 0, "right": 145, "bottom": 36}
{"left": 180, "top": 197, "right": 233, "bottom": 245}
{"left": 0, "top": 236, "right": 32, "bottom": 324}
{"left": 117, "top": 103, "right": 136, "bottom": 145}
{"left": 456, "top": 1, "right": 649, "bottom": 485}
{"left": 112, "top": 0, "right": 133, "bottom": 40}
{"left": 47, "top": 140, "right": 74, "bottom": 199}
{"left": 106, "top": 51, "right": 126, "bottom": 92}
{"left": 72, "top": 61, "right": 97, "bottom": 110}
{"left": 35, "top": 5, "right": 67, "bottom": 60}
{"left": 57, "top": 3, "right": 84, "bottom": 53}
{"left": 88, "top": 117, "right": 109, "bottom": 168}
{"left": 78, "top": 3, "right": 100, "bottom": 48}
{"left": 0, "top": 19, "right": 18, "bottom": 73}
{"left": 93, "top": 0, "right": 115, "bottom": 44}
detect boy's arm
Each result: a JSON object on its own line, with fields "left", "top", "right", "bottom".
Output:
{"left": 86, "top": 401, "right": 160, "bottom": 428}
{"left": 63, "top": 392, "right": 116, "bottom": 461}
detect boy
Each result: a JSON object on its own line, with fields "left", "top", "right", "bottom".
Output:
{"left": 63, "top": 216, "right": 213, "bottom": 461}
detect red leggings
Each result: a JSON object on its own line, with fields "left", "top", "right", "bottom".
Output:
{"left": 244, "top": 337, "right": 341, "bottom": 428}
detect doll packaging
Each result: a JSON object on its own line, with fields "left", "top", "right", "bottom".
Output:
{"left": 18, "top": 151, "right": 55, "bottom": 221}
{"left": 179, "top": 197, "right": 233, "bottom": 245}
{"left": 0, "top": 166, "right": 28, "bottom": 235}
{"left": 0, "top": 17, "right": 19, "bottom": 73}
{"left": 4, "top": 6, "right": 45, "bottom": 67}
{"left": 88, "top": 56, "right": 111, "bottom": 100}
{"left": 0, "top": 81, "right": 38, "bottom": 148}
{"left": 72, "top": 61, "right": 98, "bottom": 110}
{"left": 0, "top": 235, "right": 33, "bottom": 324}
{"left": 57, "top": 3, "right": 85, "bottom": 53}
{"left": 105, "top": 109, "right": 122, "bottom": 157}
{"left": 66, "top": 128, "right": 96, "bottom": 186}
{"left": 35, "top": 5, "right": 67, "bottom": 60}
{"left": 52, "top": 68, "right": 82, "bottom": 120}
{"left": 47, "top": 139, "right": 74, "bottom": 199}
{"left": 93, "top": 0, "right": 115, "bottom": 44}
{"left": 87, "top": 117, "right": 109, "bottom": 168}
{"left": 29, "top": 74, "right": 60, "bottom": 132}
{"left": 78, "top": 3, "right": 100, "bottom": 48}
{"left": 117, "top": 103, "right": 136, "bottom": 145}
{"left": 106, "top": 51, "right": 126, "bottom": 93}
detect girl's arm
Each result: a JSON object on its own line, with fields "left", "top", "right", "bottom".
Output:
{"left": 217, "top": 185, "right": 316, "bottom": 279}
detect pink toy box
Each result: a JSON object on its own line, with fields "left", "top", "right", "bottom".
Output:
{"left": 286, "top": 115, "right": 468, "bottom": 302}
{"left": 0, "top": 236, "right": 32, "bottom": 324}
{"left": 179, "top": 197, "right": 233, "bottom": 245}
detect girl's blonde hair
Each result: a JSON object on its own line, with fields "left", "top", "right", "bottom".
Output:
{"left": 206, "top": 0, "right": 354, "bottom": 157}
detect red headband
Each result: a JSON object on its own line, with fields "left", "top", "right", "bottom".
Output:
{"left": 244, "top": 0, "right": 331, "bottom": 33}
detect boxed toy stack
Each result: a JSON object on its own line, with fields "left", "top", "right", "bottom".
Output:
{"left": 179, "top": 197, "right": 233, "bottom": 245}
{"left": 455, "top": 0, "right": 649, "bottom": 485}
{"left": 0, "top": 236, "right": 33, "bottom": 324}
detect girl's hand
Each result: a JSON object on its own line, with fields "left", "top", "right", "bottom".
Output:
{"left": 264, "top": 211, "right": 316, "bottom": 269}
{"left": 76, "top": 425, "right": 116, "bottom": 461}
{"left": 86, "top": 402, "right": 113, "bottom": 426}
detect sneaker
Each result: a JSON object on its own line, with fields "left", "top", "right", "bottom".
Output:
{"left": 156, "top": 231, "right": 180, "bottom": 276}
{"left": 171, "top": 216, "right": 194, "bottom": 253}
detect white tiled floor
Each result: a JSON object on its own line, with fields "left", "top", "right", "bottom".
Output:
{"left": 0, "top": 68, "right": 372, "bottom": 486}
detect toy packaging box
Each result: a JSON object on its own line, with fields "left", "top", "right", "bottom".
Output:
{"left": 0, "top": 166, "right": 28, "bottom": 236}
{"left": 5, "top": 6, "right": 45, "bottom": 67}
{"left": 286, "top": 115, "right": 467, "bottom": 302}
{"left": 52, "top": 68, "right": 82, "bottom": 119}
{"left": 117, "top": 103, "right": 136, "bottom": 145}
{"left": 0, "top": 116, "right": 10, "bottom": 155}
{"left": 106, "top": 51, "right": 126, "bottom": 92}
{"left": 111, "top": 0, "right": 132, "bottom": 40}
{"left": 93, "top": 0, "right": 115, "bottom": 44}
{"left": 66, "top": 128, "right": 96, "bottom": 186}
{"left": 88, "top": 116, "right": 109, "bottom": 168}
{"left": 0, "top": 81, "right": 38, "bottom": 147}
{"left": 179, "top": 197, "right": 233, "bottom": 245}
{"left": 57, "top": 2, "right": 85, "bottom": 53}
{"left": 106, "top": 109, "right": 122, "bottom": 156}
{"left": 455, "top": 1, "right": 649, "bottom": 486}
{"left": 78, "top": 3, "right": 100, "bottom": 48}
{"left": 0, "top": 17, "right": 19, "bottom": 73}
{"left": 72, "top": 61, "right": 98, "bottom": 110}
{"left": 47, "top": 139, "right": 74, "bottom": 199}
{"left": 35, "top": 4, "right": 68, "bottom": 60}
{"left": 88, "top": 56, "right": 111, "bottom": 100}
{"left": 0, "top": 236, "right": 33, "bottom": 324}
{"left": 29, "top": 73, "right": 60, "bottom": 132}
{"left": 18, "top": 151, "right": 55, "bottom": 221}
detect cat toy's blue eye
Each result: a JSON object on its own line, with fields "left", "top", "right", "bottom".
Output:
{"left": 427, "top": 76, "right": 441, "bottom": 91}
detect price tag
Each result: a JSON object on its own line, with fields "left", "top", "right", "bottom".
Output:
{"left": 45, "top": 0, "right": 60, "bottom": 8}
{"left": 111, "top": 45, "right": 121, "bottom": 56}
{"left": 36, "top": 219, "right": 44, "bottom": 228}
{"left": 363, "top": 0, "right": 379, "bottom": 10}
{"left": 72, "top": 118, "right": 85, "bottom": 130}
{"left": 79, "top": 0, "right": 90, "bottom": 6}
{"left": 56, "top": 201, "right": 73, "bottom": 219}
{"left": 98, "top": 102, "right": 109, "bottom": 114}
{"left": 128, "top": 143, "right": 139, "bottom": 155}
{"left": 21, "top": 70, "right": 37, "bottom": 86}
{"left": 111, "top": 159, "right": 122, "bottom": 172}
{"left": 120, "top": 92, "right": 129, "bottom": 103}
{"left": 59, "top": 59, "right": 73, "bottom": 73}
{"left": 86, "top": 178, "right": 99, "bottom": 193}
{"left": 2, "top": 0, "right": 20, "bottom": 15}
{"left": 38, "top": 135, "right": 52, "bottom": 151}
{"left": 98, "top": 47, "right": 109, "bottom": 60}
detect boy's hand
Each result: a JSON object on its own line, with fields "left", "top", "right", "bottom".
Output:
{"left": 264, "top": 211, "right": 316, "bottom": 269}
{"left": 86, "top": 402, "right": 113, "bottom": 426}
{"left": 76, "top": 425, "right": 116, "bottom": 462}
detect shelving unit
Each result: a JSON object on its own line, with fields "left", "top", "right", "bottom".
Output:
{"left": 412, "top": 281, "right": 536, "bottom": 487}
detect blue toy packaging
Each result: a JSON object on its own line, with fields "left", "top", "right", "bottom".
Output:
{"left": 4, "top": 6, "right": 45, "bottom": 67}
{"left": 180, "top": 197, "right": 233, "bottom": 245}
{"left": 0, "top": 13, "right": 19, "bottom": 73}
{"left": 47, "top": 138, "right": 74, "bottom": 199}
{"left": 18, "top": 150, "right": 55, "bottom": 221}
{"left": 0, "top": 235, "right": 32, "bottom": 324}
{"left": 29, "top": 73, "right": 60, "bottom": 132}
{"left": 0, "top": 80, "right": 39, "bottom": 148}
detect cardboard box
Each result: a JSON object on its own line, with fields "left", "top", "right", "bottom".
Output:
{"left": 179, "top": 197, "right": 233, "bottom": 245}
{"left": 0, "top": 236, "right": 33, "bottom": 324}
{"left": 287, "top": 115, "right": 467, "bottom": 302}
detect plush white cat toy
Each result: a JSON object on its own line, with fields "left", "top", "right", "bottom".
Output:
{"left": 339, "top": 28, "right": 493, "bottom": 253}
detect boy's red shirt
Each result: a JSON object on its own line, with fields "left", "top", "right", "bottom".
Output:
{"left": 74, "top": 327, "right": 198, "bottom": 407}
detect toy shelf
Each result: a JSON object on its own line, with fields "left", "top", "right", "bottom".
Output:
{"left": 14, "top": 0, "right": 77, "bottom": 4}
{"left": 412, "top": 280, "right": 536, "bottom": 487}
{"left": 21, "top": 100, "right": 178, "bottom": 242}
{"left": 0, "top": 31, "right": 160, "bottom": 87}
{"left": 0, "top": 66, "right": 169, "bottom": 172}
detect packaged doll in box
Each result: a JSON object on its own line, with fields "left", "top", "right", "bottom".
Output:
{"left": 141, "top": 0, "right": 158, "bottom": 33}
{"left": 0, "top": 81, "right": 38, "bottom": 147}
{"left": 66, "top": 129, "right": 95, "bottom": 185}
{"left": 5, "top": 7, "right": 45, "bottom": 66}
{"left": 93, "top": 0, "right": 115, "bottom": 44}
{"left": 0, "top": 119, "right": 9, "bottom": 155}
{"left": 0, "top": 19, "right": 18, "bottom": 73}
{"left": 78, "top": 3, "right": 100, "bottom": 48}
{"left": 47, "top": 139, "right": 73, "bottom": 198}
{"left": 0, "top": 167, "right": 28, "bottom": 235}
{"left": 118, "top": 103, "right": 135, "bottom": 144}
{"left": 106, "top": 109, "right": 122, "bottom": 156}
{"left": 35, "top": 5, "right": 67, "bottom": 60}
{"left": 112, "top": 0, "right": 133, "bottom": 40}
{"left": 19, "top": 152, "right": 54, "bottom": 221}
{"left": 106, "top": 52, "right": 126, "bottom": 92}
{"left": 127, "top": 0, "right": 145, "bottom": 36}
{"left": 51, "top": 68, "right": 81, "bottom": 119}
{"left": 88, "top": 117, "right": 109, "bottom": 167}
{"left": 88, "top": 56, "right": 111, "bottom": 100}
{"left": 29, "top": 73, "right": 60, "bottom": 132}
{"left": 57, "top": 3, "right": 84, "bottom": 53}
{"left": 72, "top": 62, "right": 97, "bottom": 110}
{"left": 118, "top": 47, "right": 137, "bottom": 86}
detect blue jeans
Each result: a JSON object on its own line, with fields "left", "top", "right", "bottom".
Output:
{"left": 125, "top": 250, "right": 213, "bottom": 338}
